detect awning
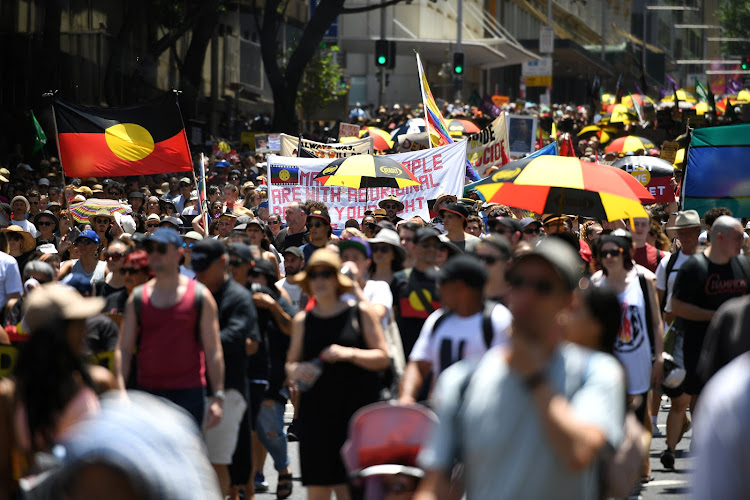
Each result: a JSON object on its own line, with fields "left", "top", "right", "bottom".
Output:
{"left": 339, "top": 36, "right": 539, "bottom": 70}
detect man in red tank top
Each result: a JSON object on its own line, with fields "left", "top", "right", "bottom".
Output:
{"left": 115, "top": 228, "right": 226, "bottom": 429}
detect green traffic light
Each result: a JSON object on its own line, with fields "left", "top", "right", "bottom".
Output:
{"left": 378, "top": 55, "right": 386, "bottom": 65}
{"left": 455, "top": 66, "right": 463, "bottom": 74}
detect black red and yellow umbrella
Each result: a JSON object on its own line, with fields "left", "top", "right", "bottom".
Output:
{"left": 612, "top": 156, "right": 675, "bottom": 203}
{"left": 604, "top": 136, "right": 655, "bottom": 154}
{"left": 447, "top": 119, "right": 480, "bottom": 137}
{"left": 472, "top": 156, "right": 653, "bottom": 221}
{"left": 314, "top": 155, "right": 420, "bottom": 189}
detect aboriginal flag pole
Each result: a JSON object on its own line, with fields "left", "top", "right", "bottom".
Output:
{"left": 45, "top": 91, "right": 70, "bottom": 207}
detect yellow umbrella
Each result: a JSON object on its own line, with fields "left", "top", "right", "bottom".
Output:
{"left": 610, "top": 104, "right": 638, "bottom": 124}
{"left": 358, "top": 127, "right": 395, "bottom": 151}
{"left": 673, "top": 149, "right": 685, "bottom": 169}
{"left": 695, "top": 102, "right": 709, "bottom": 116}
{"left": 621, "top": 94, "right": 656, "bottom": 108}
{"left": 660, "top": 89, "right": 697, "bottom": 103}
{"left": 738, "top": 89, "right": 750, "bottom": 102}
{"left": 601, "top": 93, "right": 616, "bottom": 109}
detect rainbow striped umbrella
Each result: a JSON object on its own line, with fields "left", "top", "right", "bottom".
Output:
{"left": 472, "top": 156, "right": 653, "bottom": 221}
{"left": 604, "top": 136, "right": 655, "bottom": 154}
{"left": 69, "top": 198, "right": 131, "bottom": 223}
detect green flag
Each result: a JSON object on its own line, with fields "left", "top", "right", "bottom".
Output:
{"left": 31, "top": 111, "right": 47, "bottom": 154}
{"left": 695, "top": 80, "right": 708, "bottom": 103}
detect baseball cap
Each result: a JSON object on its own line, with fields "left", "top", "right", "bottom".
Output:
{"left": 519, "top": 217, "right": 541, "bottom": 229}
{"left": 159, "top": 216, "right": 182, "bottom": 229}
{"left": 428, "top": 254, "right": 487, "bottom": 290}
{"left": 489, "top": 217, "right": 521, "bottom": 233}
{"left": 228, "top": 242, "right": 254, "bottom": 263}
{"left": 339, "top": 236, "right": 371, "bottom": 258}
{"left": 191, "top": 239, "right": 227, "bottom": 273}
{"left": 215, "top": 160, "right": 230, "bottom": 168}
{"left": 439, "top": 202, "right": 469, "bottom": 221}
{"left": 282, "top": 246, "right": 304, "bottom": 260}
{"left": 307, "top": 210, "right": 331, "bottom": 225}
{"left": 146, "top": 227, "right": 183, "bottom": 247}
{"left": 77, "top": 229, "right": 100, "bottom": 245}
{"left": 414, "top": 227, "right": 440, "bottom": 244}
{"left": 514, "top": 238, "right": 582, "bottom": 290}
{"left": 251, "top": 259, "right": 278, "bottom": 280}
{"left": 38, "top": 178, "right": 50, "bottom": 186}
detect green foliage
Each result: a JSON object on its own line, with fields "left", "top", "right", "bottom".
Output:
{"left": 717, "top": 1, "right": 750, "bottom": 56}
{"left": 296, "top": 45, "right": 349, "bottom": 117}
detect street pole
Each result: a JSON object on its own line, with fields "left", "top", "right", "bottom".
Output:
{"left": 601, "top": 3, "right": 606, "bottom": 63}
{"left": 379, "top": 0, "right": 387, "bottom": 109}
{"left": 546, "top": 0, "right": 552, "bottom": 105}
{"left": 455, "top": 0, "right": 463, "bottom": 102}
{"left": 642, "top": 8, "right": 647, "bottom": 82}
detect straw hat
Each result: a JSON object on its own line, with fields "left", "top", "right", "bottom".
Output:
{"left": 367, "top": 228, "right": 406, "bottom": 261}
{"left": 89, "top": 208, "right": 114, "bottom": 223}
{"left": 24, "top": 283, "right": 105, "bottom": 333}
{"left": 378, "top": 195, "right": 404, "bottom": 212}
{"left": 3, "top": 225, "right": 36, "bottom": 252}
{"left": 291, "top": 249, "right": 353, "bottom": 296}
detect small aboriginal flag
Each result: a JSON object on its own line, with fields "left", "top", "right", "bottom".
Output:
{"left": 53, "top": 92, "right": 192, "bottom": 177}
{"left": 270, "top": 166, "right": 299, "bottom": 185}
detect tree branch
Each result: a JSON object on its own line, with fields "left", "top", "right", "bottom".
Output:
{"left": 340, "top": 0, "right": 406, "bottom": 15}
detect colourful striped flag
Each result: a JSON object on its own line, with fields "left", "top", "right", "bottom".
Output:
{"left": 683, "top": 123, "right": 750, "bottom": 216}
{"left": 415, "top": 52, "right": 480, "bottom": 181}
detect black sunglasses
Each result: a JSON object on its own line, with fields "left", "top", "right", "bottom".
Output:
{"left": 371, "top": 245, "right": 391, "bottom": 253}
{"left": 94, "top": 218, "right": 111, "bottom": 225}
{"left": 364, "top": 222, "right": 377, "bottom": 229}
{"left": 74, "top": 238, "right": 95, "bottom": 247}
{"left": 144, "top": 242, "right": 168, "bottom": 254}
{"left": 36, "top": 221, "right": 54, "bottom": 227}
{"left": 475, "top": 254, "right": 501, "bottom": 265}
{"left": 308, "top": 221, "right": 328, "bottom": 229}
{"left": 146, "top": 223, "right": 160, "bottom": 228}
{"left": 268, "top": 220, "right": 280, "bottom": 225}
{"left": 600, "top": 248, "right": 624, "bottom": 258}
{"left": 6, "top": 234, "right": 23, "bottom": 242}
{"left": 419, "top": 241, "right": 442, "bottom": 250}
{"left": 507, "top": 275, "right": 555, "bottom": 295}
{"left": 228, "top": 259, "right": 245, "bottom": 267}
{"left": 523, "top": 228, "right": 541, "bottom": 235}
{"left": 308, "top": 269, "right": 335, "bottom": 280}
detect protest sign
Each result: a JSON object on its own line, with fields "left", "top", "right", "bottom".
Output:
{"left": 398, "top": 132, "right": 430, "bottom": 153}
{"left": 279, "top": 133, "right": 373, "bottom": 157}
{"left": 338, "top": 123, "right": 360, "bottom": 140}
{"left": 508, "top": 115, "right": 537, "bottom": 157}
{"left": 267, "top": 141, "right": 467, "bottom": 228}
{"left": 465, "top": 114, "right": 510, "bottom": 176}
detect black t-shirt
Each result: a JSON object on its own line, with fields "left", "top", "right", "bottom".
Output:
{"left": 698, "top": 294, "right": 750, "bottom": 383}
{"left": 673, "top": 253, "right": 748, "bottom": 355}
{"left": 104, "top": 289, "right": 129, "bottom": 315}
{"left": 85, "top": 314, "right": 120, "bottom": 354}
{"left": 390, "top": 268, "right": 440, "bottom": 358}
{"left": 274, "top": 228, "right": 309, "bottom": 252}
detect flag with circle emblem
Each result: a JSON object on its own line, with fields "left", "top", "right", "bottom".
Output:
{"left": 53, "top": 92, "right": 192, "bottom": 177}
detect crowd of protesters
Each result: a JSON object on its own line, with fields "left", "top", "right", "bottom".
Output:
{"left": 0, "top": 98, "right": 749, "bottom": 500}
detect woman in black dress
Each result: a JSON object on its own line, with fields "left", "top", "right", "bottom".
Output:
{"left": 286, "top": 249, "right": 390, "bottom": 500}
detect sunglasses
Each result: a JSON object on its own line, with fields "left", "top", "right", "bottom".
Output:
{"left": 600, "top": 248, "right": 624, "bottom": 258}
{"left": 419, "top": 241, "right": 442, "bottom": 250}
{"left": 182, "top": 242, "right": 195, "bottom": 248}
{"left": 74, "top": 238, "right": 95, "bottom": 247}
{"left": 229, "top": 259, "right": 245, "bottom": 267}
{"left": 475, "top": 254, "right": 501, "bottom": 265}
{"left": 523, "top": 228, "right": 541, "bottom": 235}
{"left": 6, "top": 234, "right": 23, "bottom": 242}
{"left": 383, "top": 204, "right": 400, "bottom": 210}
{"left": 49, "top": 207, "right": 61, "bottom": 212}
{"left": 108, "top": 190, "right": 120, "bottom": 196}
{"left": 308, "top": 268, "right": 335, "bottom": 280}
{"left": 371, "top": 244, "right": 391, "bottom": 253}
{"left": 489, "top": 226, "right": 511, "bottom": 235}
{"left": 144, "top": 242, "right": 168, "bottom": 254}
{"left": 507, "top": 275, "right": 555, "bottom": 295}
{"left": 146, "top": 223, "right": 160, "bottom": 228}
{"left": 268, "top": 220, "right": 280, "bottom": 225}
{"left": 364, "top": 222, "right": 377, "bottom": 229}
{"left": 308, "top": 221, "right": 328, "bottom": 229}
{"left": 94, "top": 218, "right": 111, "bottom": 225}
{"left": 107, "top": 251, "right": 126, "bottom": 261}
{"left": 119, "top": 267, "right": 144, "bottom": 276}
{"left": 36, "top": 221, "right": 54, "bottom": 227}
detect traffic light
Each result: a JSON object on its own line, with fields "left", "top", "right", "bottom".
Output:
{"left": 375, "top": 40, "right": 389, "bottom": 67}
{"left": 453, "top": 52, "right": 465, "bottom": 75}
{"left": 743, "top": 56, "right": 750, "bottom": 70}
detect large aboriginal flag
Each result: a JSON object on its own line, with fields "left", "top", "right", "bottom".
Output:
{"left": 53, "top": 93, "right": 192, "bottom": 177}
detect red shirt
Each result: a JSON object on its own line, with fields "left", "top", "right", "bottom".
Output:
{"left": 137, "top": 279, "right": 205, "bottom": 390}
{"left": 634, "top": 243, "right": 663, "bottom": 274}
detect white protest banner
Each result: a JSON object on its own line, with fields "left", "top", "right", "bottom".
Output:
{"left": 279, "top": 133, "right": 373, "bottom": 157}
{"left": 398, "top": 132, "right": 430, "bottom": 153}
{"left": 465, "top": 114, "right": 510, "bottom": 176}
{"left": 338, "top": 123, "right": 360, "bottom": 139}
{"left": 267, "top": 141, "right": 467, "bottom": 228}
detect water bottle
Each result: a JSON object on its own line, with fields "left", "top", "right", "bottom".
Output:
{"left": 296, "top": 358, "right": 323, "bottom": 392}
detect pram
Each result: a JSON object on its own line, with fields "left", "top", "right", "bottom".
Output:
{"left": 341, "top": 401, "right": 438, "bottom": 500}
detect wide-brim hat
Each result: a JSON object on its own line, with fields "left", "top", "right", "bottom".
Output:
{"left": 367, "top": 229, "right": 406, "bottom": 261}
{"left": 23, "top": 283, "right": 105, "bottom": 333}
{"left": 378, "top": 195, "right": 404, "bottom": 212}
{"left": 291, "top": 249, "right": 353, "bottom": 296}
{"left": 666, "top": 210, "right": 701, "bottom": 230}
{"left": 3, "top": 225, "right": 36, "bottom": 252}
{"left": 434, "top": 193, "right": 457, "bottom": 208}
{"left": 89, "top": 208, "right": 115, "bottom": 223}
{"left": 155, "top": 182, "right": 170, "bottom": 195}
{"left": 33, "top": 210, "right": 59, "bottom": 232}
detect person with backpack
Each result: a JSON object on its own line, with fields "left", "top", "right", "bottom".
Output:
{"left": 115, "top": 228, "right": 225, "bottom": 429}
{"left": 398, "top": 254, "right": 512, "bottom": 404}
{"left": 593, "top": 233, "right": 664, "bottom": 484}
{"left": 414, "top": 239, "right": 625, "bottom": 500}
{"left": 655, "top": 210, "right": 701, "bottom": 470}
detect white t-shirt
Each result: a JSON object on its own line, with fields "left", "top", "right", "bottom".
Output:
{"left": 597, "top": 273, "right": 653, "bottom": 395}
{"left": 410, "top": 304, "right": 512, "bottom": 376}
{"left": 341, "top": 280, "right": 393, "bottom": 327}
{"left": 277, "top": 277, "right": 303, "bottom": 311}
{"left": 0, "top": 252, "right": 22, "bottom": 309}
{"left": 655, "top": 250, "right": 690, "bottom": 313}
{"left": 11, "top": 219, "right": 38, "bottom": 238}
